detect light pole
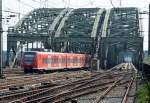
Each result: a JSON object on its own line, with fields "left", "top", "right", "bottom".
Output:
{"left": 119, "top": 0, "right": 121, "bottom": 7}
{"left": 0, "top": 0, "right": 4, "bottom": 78}
{"left": 148, "top": 4, "right": 150, "bottom": 55}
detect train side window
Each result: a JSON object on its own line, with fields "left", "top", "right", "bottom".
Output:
{"left": 73, "top": 58, "right": 75, "bottom": 63}
{"left": 48, "top": 59, "right": 51, "bottom": 63}
{"left": 51, "top": 58, "right": 53, "bottom": 63}
{"left": 43, "top": 58, "right": 48, "bottom": 64}
{"left": 67, "top": 58, "right": 70, "bottom": 63}
{"left": 75, "top": 57, "right": 78, "bottom": 63}
{"left": 58, "top": 57, "right": 62, "bottom": 63}
{"left": 54, "top": 57, "right": 58, "bottom": 63}
{"left": 58, "top": 57, "right": 61, "bottom": 63}
{"left": 69, "top": 58, "right": 72, "bottom": 63}
{"left": 51, "top": 57, "right": 56, "bottom": 63}
{"left": 56, "top": 58, "right": 58, "bottom": 63}
{"left": 70, "top": 58, "right": 73, "bottom": 63}
{"left": 73, "top": 57, "right": 78, "bottom": 63}
{"left": 79, "top": 57, "right": 81, "bottom": 63}
{"left": 43, "top": 58, "right": 51, "bottom": 64}
{"left": 43, "top": 58, "right": 47, "bottom": 64}
{"left": 54, "top": 58, "right": 56, "bottom": 63}
{"left": 62, "top": 58, "right": 65, "bottom": 63}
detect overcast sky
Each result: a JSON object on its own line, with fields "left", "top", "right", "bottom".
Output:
{"left": 2, "top": 0, "right": 150, "bottom": 50}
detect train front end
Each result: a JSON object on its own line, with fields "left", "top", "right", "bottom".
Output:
{"left": 22, "top": 51, "right": 37, "bottom": 73}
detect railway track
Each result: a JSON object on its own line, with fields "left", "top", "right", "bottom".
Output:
{"left": 0, "top": 63, "right": 137, "bottom": 103}
{"left": 76, "top": 63, "right": 137, "bottom": 103}
{"left": 0, "top": 71, "right": 92, "bottom": 90}
{"left": 0, "top": 64, "right": 135, "bottom": 103}
{"left": 3, "top": 68, "right": 24, "bottom": 77}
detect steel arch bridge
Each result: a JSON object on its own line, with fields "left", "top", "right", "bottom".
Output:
{"left": 52, "top": 8, "right": 105, "bottom": 54}
{"left": 7, "top": 8, "right": 67, "bottom": 50}
{"left": 100, "top": 8, "right": 143, "bottom": 69}
{"left": 7, "top": 7, "right": 143, "bottom": 69}
{"left": 7, "top": 8, "right": 68, "bottom": 66}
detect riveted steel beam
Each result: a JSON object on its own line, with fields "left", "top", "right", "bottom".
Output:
{"left": 101, "top": 37, "right": 143, "bottom": 43}
{"left": 101, "top": 9, "right": 111, "bottom": 37}
{"left": 54, "top": 37, "right": 94, "bottom": 43}
{"left": 91, "top": 9, "right": 105, "bottom": 38}
{"left": 55, "top": 9, "right": 74, "bottom": 37}
{"left": 49, "top": 8, "right": 68, "bottom": 32}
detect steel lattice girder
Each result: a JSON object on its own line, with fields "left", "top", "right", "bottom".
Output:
{"left": 52, "top": 8, "right": 105, "bottom": 53}
{"left": 7, "top": 8, "right": 68, "bottom": 42}
{"left": 57, "top": 8, "right": 100, "bottom": 38}
{"left": 7, "top": 8, "right": 71, "bottom": 54}
{"left": 100, "top": 8, "right": 143, "bottom": 68}
{"left": 6, "top": 7, "right": 143, "bottom": 69}
{"left": 6, "top": 8, "right": 70, "bottom": 66}
{"left": 6, "top": 8, "right": 106, "bottom": 58}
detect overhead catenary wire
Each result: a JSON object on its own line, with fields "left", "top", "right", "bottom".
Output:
{"left": 16, "top": 0, "right": 35, "bottom": 9}
{"left": 4, "top": 0, "right": 36, "bottom": 23}
{"left": 119, "top": 0, "right": 121, "bottom": 7}
{"left": 32, "top": 0, "right": 40, "bottom": 4}
{"left": 109, "top": 0, "right": 115, "bottom": 8}
{"left": 89, "top": 0, "right": 94, "bottom": 7}
{"left": 32, "top": 0, "right": 56, "bottom": 8}
{"left": 67, "top": 0, "right": 70, "bottom": 8}
{"left": 4, "top": 6, "right": 26, "bottom": 15}
{"left": 61, "top": 0, "right": 66, "bottom": 8}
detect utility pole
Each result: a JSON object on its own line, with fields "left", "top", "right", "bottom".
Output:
{"left": 67, "top": 0, "right": 70, "bottom": 8}
{"left": 148, "top": 4, "right": 150, "bottom": 55}
{"left": 18, "top": 0, "right": 21, "bottom": 20}
{"left": 40, "top": 0, "right": 42, "bottom": 8}
{"left": 0, "top": 0, "right": 4, "bottom": 78}
{"left": 119, "top": 0, "right": 121, "bottom": 7}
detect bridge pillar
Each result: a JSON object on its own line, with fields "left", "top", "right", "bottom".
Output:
{"left": 91, "top": 58, "right": 100, "bottom": 71}
{"left": 6, "top": 38, "right": 17, "bottom": 67}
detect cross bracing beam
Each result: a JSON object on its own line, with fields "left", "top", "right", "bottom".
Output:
{"left": 54, "top": 37, "right": 94, "bottom": 43}
{"left": 108, "top": 27, "right": 139, "bottom": 37}
{"left": 7, "top": 35, "right": 48, "bottom": 42}
{"left": 101, "top": 37, "right": 143, "bottom": 43}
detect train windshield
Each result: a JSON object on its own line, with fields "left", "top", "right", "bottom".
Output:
{"left": 23, "top": 52, "right": 35, "bottom": 64}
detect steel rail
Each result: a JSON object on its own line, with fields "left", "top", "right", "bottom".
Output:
{"left": 93, "top": 76, "right": 124, "bottom": 103}
{"left": 121, "top": 78, "right": 134, "bottom": 103}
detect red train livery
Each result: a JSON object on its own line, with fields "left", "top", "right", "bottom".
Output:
{"left": 21, "top": 51, "right": 91, "bottom": 73}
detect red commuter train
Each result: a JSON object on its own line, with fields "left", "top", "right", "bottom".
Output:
{"left": 21, "top": 51, "right": 91, "bottom": 73}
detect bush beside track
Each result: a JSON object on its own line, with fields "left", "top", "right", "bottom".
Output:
{"left": 139, "top": 63, "right": 150, "bottom": 103}
{"left": 143, "top": 63, "right": 150, "bottom": 78}
{"left": 137, "top": 83, "right": 150, "bottom": 103}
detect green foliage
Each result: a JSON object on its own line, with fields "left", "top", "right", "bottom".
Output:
{"left": 146, "top": 55, "right": 150, "bottom": 64}
{"left": 137, "top": 83, "right": 150, "bottom": 103}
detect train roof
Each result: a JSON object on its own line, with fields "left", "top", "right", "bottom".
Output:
{"left": 24, "top": 51, "right": 64, "bottom": 54}
{"left": 23, "top": 51, "right": 88, "bottom": 55}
